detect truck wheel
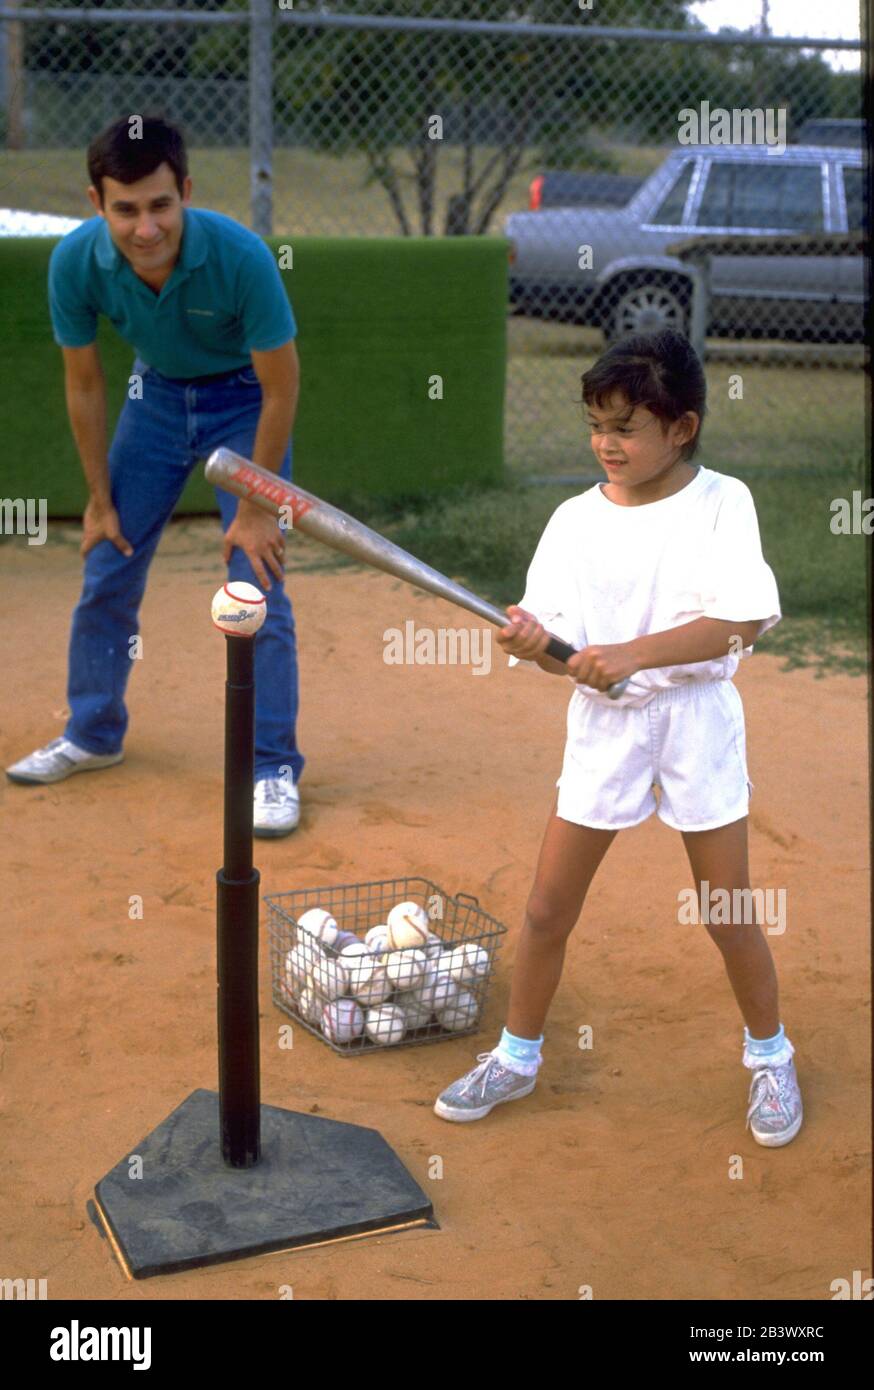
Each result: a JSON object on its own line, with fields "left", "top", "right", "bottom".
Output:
{"left": 603, "top": 276, "right": 691, "bottom": 343}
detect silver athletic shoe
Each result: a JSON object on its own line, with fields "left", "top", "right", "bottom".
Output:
{"left": 253, "top": 776, "right": 300, "bottom": 837}
{"left": 5, "top": 736, "right": 124, "bottom": 785}
{"left": 434, "top": 1050, "right": 538, "bottom": 1123}
{"left": 746, "top": 1057, "right": 803, "bottom": 1147}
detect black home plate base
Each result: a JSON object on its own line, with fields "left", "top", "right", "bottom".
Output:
{"left": 92, "top": 1089, "right": 435, "bottom": 1279}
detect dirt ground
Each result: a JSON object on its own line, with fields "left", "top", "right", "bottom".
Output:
{"left": 0, "top": 518, "right": 870, "bottom": 1302}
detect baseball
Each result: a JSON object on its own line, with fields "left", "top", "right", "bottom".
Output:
{"left": 332, "top": 929, "right": 361, "bottom": 954}
{"left": 365, "top": 1003, "right": 407, "bottom": 1046}
{"left": 424, "top": 930, "right": 446, "bottom": 961}
{"left": 285, "top": 939, "right": 325, "bottom": 985}
{"left": 415, "top": 963, "right": 459, "bottom": 1013}
{"left": 393, "top": 990, "right": 434, "bottom": 1031}
{"left": 386, "top": 901, "right": 431, "bottom": 949}
{"left": 444, "top": 942, "right": 490, "bottom": 985}
{"left": 437, "top": 987, "right": 479, "bottom": 1033}
{"left": 277, "top": 971, "right": 299, "bottom": 1007}
{"left": 211, "top": 580, "right": 266, "bottom": 637}
{"left": 383, "top": 947, "right": 427, "bottom": 991}
{"left": 348, "top": 957, "right": 393, "bottom": 1007}
{"left": 296, "top": 907, "right": 339, "bottom": 948}
{"left": 340, "top": 945, "right": 376, "bottom": 990}
{"left": 297, "top": 981, "right": 323, "bottom": 1026}
{"left": 311, "top": 955, "right": 349, "bottom": 1002}
{"left": 364, "top": 924, "right": 391, "bottom": 957}
{"left": 339, "top": 940, "right": 372, "bottom": 962}
{"left": 322, "top": 997, "right": 365, "bottom": 1044}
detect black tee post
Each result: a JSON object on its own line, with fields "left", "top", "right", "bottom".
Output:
{"left": 216, "top": 633, "right": 261, "bottom": 1167}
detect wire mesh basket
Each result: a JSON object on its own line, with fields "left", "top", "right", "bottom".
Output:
{"left": 265, "top": 877, "right": 508, "bottom": 1056}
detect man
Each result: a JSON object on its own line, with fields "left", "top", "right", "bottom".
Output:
{"left": 5, "top": 114, "right": 304, "bottom": 836}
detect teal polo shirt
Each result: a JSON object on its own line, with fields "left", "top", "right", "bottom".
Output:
{"left": 47, "top": 207, "right": 296, "bottom": 379}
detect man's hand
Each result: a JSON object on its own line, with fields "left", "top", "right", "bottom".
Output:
{"left": 80, "top": 498, "right": 133, "bottom": 559}
{"left": 566, "top": 642, "right": 639, "bottom": 692}
{"left": 222, "top": 500, "right": 286, "bottom": 591}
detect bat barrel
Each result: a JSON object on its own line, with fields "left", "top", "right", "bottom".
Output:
{"left": 205, "top": 448, "right": 627, "bottom": 697}
{"left": 206, "top": 448, "right": 510, "bottom": 628}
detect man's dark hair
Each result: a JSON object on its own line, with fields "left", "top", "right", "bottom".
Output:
{"left": 87, "top": 115, "right": 188, "bottom": 204}
{"left": 580, "top": 328, "right": 707, "bottom": 462}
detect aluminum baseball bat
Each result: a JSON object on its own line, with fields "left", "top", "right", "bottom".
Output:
{"left": 205, "top": 448, "right": 629, "bottom": 698}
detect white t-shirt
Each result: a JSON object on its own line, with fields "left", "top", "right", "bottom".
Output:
{"left": 508, "top": 466, "right": 781, "bottom": 708}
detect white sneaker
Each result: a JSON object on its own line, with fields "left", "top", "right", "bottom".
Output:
{"left": 253, "top": 776, "right": 300, "bottom": 837}
{"left": 434, "top": 1051, "right": 539, "bottom": 1122}
{"left": 745, "top": 1056, "right": 804, "bottom": 1147}
{"left": 6, "top": 736, "right": 124, "bottom": 785}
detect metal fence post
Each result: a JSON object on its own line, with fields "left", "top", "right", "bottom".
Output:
{"left": 2, "top": 0, "right": 25, "bottom": 150}
{"left": 249, "top": 0, "right": 273, "bottom": 235}
{"left": 686, "top": 255, "right": 709, "bottom": 363}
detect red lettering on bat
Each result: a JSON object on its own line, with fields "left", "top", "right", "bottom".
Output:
{"left": 233, "top": 463, "right": 314, "bottom": 523}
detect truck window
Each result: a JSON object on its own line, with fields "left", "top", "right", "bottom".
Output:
{"left": 649, "top": 161, "right": 694, "bottom": 225}
{"left": 841, "top": 166, "right": 865, "bottom": 232}
{"left": 697, "top": 162, "right": 824, "bottom": 232}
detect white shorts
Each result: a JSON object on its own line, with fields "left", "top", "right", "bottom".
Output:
{"left": 556, "top": 678, "right": 752, "bottom": 833}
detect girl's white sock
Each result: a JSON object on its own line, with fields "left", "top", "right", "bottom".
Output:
{"left": 742, "top": 1022, "right": 795, "bottom": 1070}
{"left": 494, "top": 1026, "right": 543, "bottom": 1076}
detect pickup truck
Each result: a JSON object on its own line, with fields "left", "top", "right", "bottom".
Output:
{"left": 506, "top": 143, "right": 865, "bottom": 344}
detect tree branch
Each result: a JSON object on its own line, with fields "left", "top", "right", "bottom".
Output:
{"left": 471, "top": 91, "right": 536, "bottom": 235}
{"left": 365, "top": 145, "right": 412, "bottom": 236}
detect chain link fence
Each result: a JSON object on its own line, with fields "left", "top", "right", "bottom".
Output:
{"left": 0, "top": 1, "right": 867, "bottom": 477}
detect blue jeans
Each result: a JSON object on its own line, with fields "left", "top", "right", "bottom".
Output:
{"left": 65, "top": 357, "right": 304, "bottom": 784}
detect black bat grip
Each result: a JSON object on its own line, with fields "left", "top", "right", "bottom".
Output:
{"left": 544, "top": 634, "right": 575, "bottom": 663}
{"left": 543, "top": 634, "right": 629, "bottom": 700}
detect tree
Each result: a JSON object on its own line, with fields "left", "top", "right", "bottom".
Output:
{"left": 22, "top": 0, "right": 220, "bottom": 77}
{"left": 273, "top": 0, "right": 707, "bottom": 235}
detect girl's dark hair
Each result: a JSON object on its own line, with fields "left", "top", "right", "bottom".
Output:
{"left": 88, "top": 115, "right": 188, "bottom": 204}
{"left": 580, "top": 328, "right": 707, "bottom": 462}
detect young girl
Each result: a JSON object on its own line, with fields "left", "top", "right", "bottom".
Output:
{"left": 434, "top": 328, "right": 802, "bottom": 1147}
